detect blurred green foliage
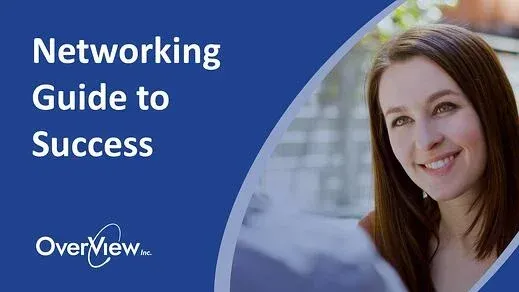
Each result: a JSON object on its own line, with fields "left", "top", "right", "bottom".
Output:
{"left": 317, "top": 0, "right": 459, "bottom": 104}
{"left": 372, "top": 0, "right": 458, "bottom": 42}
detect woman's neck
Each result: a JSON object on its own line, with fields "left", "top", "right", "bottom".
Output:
{"left": 436, "top": 190, "right": 481, "bottom": 253}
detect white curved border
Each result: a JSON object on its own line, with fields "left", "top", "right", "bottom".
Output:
{"left": 214, "top": 2, "right": 405, "bottom": 291}
{"left": 470, "top": 231, "right": 519, "bottom": 291}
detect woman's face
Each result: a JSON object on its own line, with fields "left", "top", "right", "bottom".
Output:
{"left": 378, "top": 56, "right": 487, "bottom": 202}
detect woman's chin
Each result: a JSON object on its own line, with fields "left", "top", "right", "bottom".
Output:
{"left": 425, "top": 190, "right": 462, "bottom": 202}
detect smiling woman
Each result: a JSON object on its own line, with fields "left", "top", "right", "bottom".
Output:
{"left": 360, "top": 24, "right": 519, "bottom": 292}
{"left": 379, "top": 56, "right": 487, "bottom": 203}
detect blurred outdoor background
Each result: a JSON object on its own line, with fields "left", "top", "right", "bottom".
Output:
{"left": 243, "top": 0, "right": 519, "bottom": 230}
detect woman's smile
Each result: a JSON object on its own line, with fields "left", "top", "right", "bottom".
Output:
{"left": 418, "top": 150, "right": 462, "bottom": 176}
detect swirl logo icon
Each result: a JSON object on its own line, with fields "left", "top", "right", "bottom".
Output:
{"left": 35, "top": 223, "right": 152, "bottom": 268}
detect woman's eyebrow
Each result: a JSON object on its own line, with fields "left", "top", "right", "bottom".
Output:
{"left": 383, "top": 89, "right": 460, "bottom": 116}
{"left": 427, "top": 89, "right": 460, "bottom": 104}
{"left": 384, "top": 106, "right": 405, "bottom": 116}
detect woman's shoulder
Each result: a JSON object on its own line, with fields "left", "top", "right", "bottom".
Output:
{"left": 358, "top": 211, "right": 376, "bottom": 241}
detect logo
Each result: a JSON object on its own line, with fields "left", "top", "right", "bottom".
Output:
{"left": 35, "top": 223, "right": 152, "bottom": 268}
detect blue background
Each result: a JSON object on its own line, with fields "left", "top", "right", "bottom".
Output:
{"left": 0, "top": 1, "right": 513, "bottom": 291}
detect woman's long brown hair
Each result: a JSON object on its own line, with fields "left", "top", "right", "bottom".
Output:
{"left": 366, "top": 24, "right": 519, "bottom": 291}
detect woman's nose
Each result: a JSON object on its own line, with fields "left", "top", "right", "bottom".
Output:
{"left": 414, "top": 120, "right": 444, "bottom": 151}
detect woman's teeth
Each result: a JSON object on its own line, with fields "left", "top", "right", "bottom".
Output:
{"left": 424, "top": 155, "right": 455, "bottom": 170}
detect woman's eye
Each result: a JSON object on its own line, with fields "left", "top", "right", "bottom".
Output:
{"left": 434, "top": 102, "right": 457, "bottom": 114}
{"left": 392, "top": 116, "right": 411, "bottom": 128}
